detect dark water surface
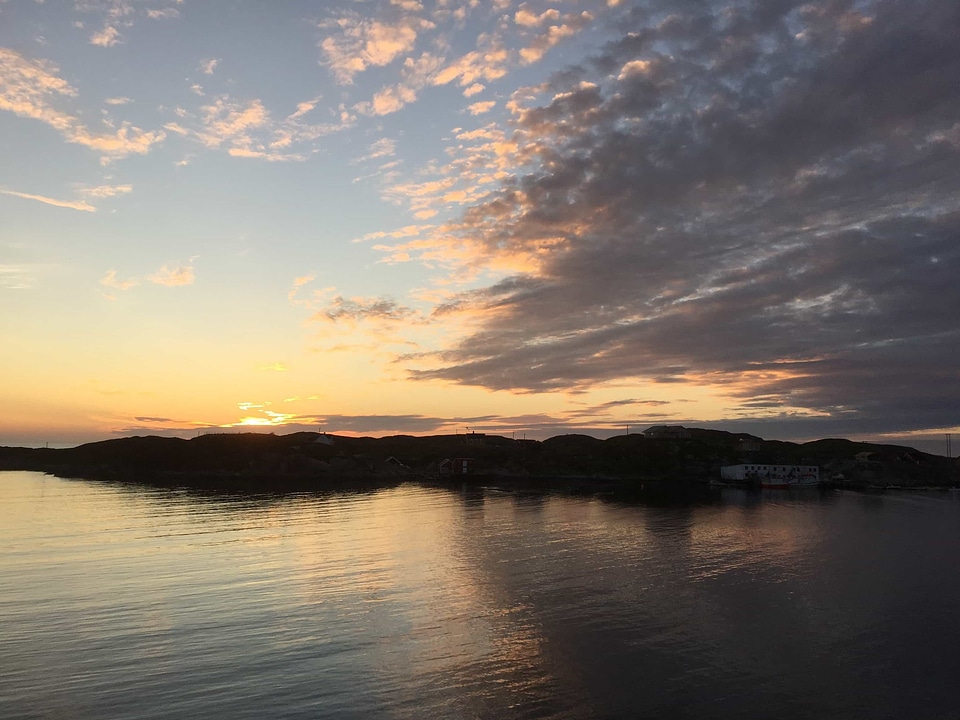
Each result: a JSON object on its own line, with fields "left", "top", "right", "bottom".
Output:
{"left": 2, "top": 471, "right": 959, "bottom": 719}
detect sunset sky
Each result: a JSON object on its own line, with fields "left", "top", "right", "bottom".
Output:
{"left": 2, "top": 0, "right": 958, "bottom": 452}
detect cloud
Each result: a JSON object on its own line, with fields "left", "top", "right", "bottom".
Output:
{"left": 259, "top": 363, "right": 288, "bottom": 372}
{"left": 517, "top": 11, "right": 593, "bottom": 65}
{"left": 199, "top": 57, "right": 219, "bottom": 75}
{"left": 0, "top": 48, "right": 165, "bottom": 161}
{"left": 149, "top": 261, "right": 195, "bottom": 287}
{"left": 365, "top": 0, "right": 960, "bottom": 436}
{"left": 514, "top": 7, "right": 560, "bottom": 28}
{"left": 100, "top": 269, "right": 138, "bottom": 291}
{"left": 433, "top": 43, "right": 510, "bottom": 90}
{"left": 356, "top": 83, "right": 417, "bottom": 116}
{"left": 467, "top": 100, "right": 496, "bottom": 115}
{"left": 78, "top": 0, "right": 183, "bottom": 47}
{"left": 0, "top": 188, "right": 96, "bottom": 212}
{"left": 168, "top": 93, "right": 351, "bottom": 161}
{"left": 359, "top": 137, "right": 396, "bottom": 161}
{"left": 146, "top": 7, "right": 178, "bottom": 20}
{"left": 298, "top": 414, "right": 454, "bottom": 434}
{"left": 320, "top": 13, "right": 435, "bottom": 84}
{"left": 312, "top": 295, "right": 415, "bottom": 324}
{"left": 89, "top": 25, "right": 120, "bottom": 46}
{"left": 288, "top": 96, "right": 321, "bottom": 120}
{"left": 0, "top": 264, "right": 35, "bottom": 290}
{"left": 76, "top": 183, "right": 132, "bottom": 199}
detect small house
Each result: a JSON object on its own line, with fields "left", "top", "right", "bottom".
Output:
{"left": 643, "top": 425, "right": 691, "bottom": 439}
{"left": 439, "top": 457, "right": 474, "bottom": 476}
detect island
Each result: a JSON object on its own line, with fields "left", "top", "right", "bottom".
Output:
{"left": 2, "top": 427, "right": 958, "bottom": 494}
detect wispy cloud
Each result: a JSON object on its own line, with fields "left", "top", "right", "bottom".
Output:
{"left": 100, "top": 269, "right": 138, "bottom": 291}
{"left": 0, "top": 48, "right": 165, "bottom": 162}
{"left": 0, "top": 188, "right": 95, "bottom": 212}
{"left": 359, "top": 137, "right": 396, "bottom": 161}
{"left": 79, "top": 0, "right": 184, "bottom": 48}
{"left": 146, "top": 7, "right": 178, "bottom": 20}
{"left": 76, "top": 183, "right": 132, "bottom": 199}
{"left": 166, "top": 93, "right": 352, "bottom": 161}
{"left": 312, "top": 295, "right": 415, "bottom": 324}
{"left": 0, "top": 264, "right": 35, "bottom": 290}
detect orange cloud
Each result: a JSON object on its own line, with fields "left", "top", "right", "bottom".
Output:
{"left": 149, "top": 261, "right": 195, "bottom": 287}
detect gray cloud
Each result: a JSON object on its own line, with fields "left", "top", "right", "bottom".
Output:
{"left": 405, "top": 0, "right": 960, "bottom": 436}
{"left": 313, "top": 295, "right": 415, "bottom": 323}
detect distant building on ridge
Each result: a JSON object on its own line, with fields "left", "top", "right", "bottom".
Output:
{"left": 642, "top": 425, "right": 691, "bottom": 439}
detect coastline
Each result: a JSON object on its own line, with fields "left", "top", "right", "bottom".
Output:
{"left": 2, "top": 428, "right": 957, "bottom": 495}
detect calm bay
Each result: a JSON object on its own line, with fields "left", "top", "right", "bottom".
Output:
{"left": 2, "top": 470, "right": 958, "bottom": 719}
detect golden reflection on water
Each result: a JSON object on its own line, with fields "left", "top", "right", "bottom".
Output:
{"left": 275, "top": 485, "right": 563, "bottom": 708}
{"left": 4, "top": 472, "right": 960, "bottom": 720}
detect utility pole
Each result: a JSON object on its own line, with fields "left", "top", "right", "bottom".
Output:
{"left": 947, "top": 433, "right": 953, "bottom": 458}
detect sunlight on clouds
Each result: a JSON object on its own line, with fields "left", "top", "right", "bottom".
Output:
{"left": 76, "top": 183, "right": 132, "bottom": 199}
{"left": 168, "top": 94, "right": 352, "bottom": 161}
{"left": 100, "top": 269, "right": 138, "bottom": 291}
{"left": 149, "top": 261, "right": 195, "bottom": 287}
{"left": 4, "top": 0, "right": 956, "bottom": 445}
{"left": 0, "top": 49, "right": 165, "bottom": 161}
{"left": 518, "top": 12, "right": 592, "bottom": 65}
{"left": 201, "top": 97, "right": 268, "bottom": 145}
{"left": 320, "top": 13, "right": 433, "bottom": 84}
{"left": 618, "top": 59, "right": 652, "bottom": 80}
{"left": 467, "top": 100, "right": 496, "bottom": 115}
{"left": 0, "top": 188, "right": 96, "bottom": 212}
{"left": 78, "top": 0, "right": 184, "bottom": 49}
{"left": 357, "top": 83, "right": 418, "bottom": 116}
{"left": 199, "top": 57, "right": 219, "bottom": 75}
{"left": 514, "top": 7, "right": 560, "bottom": 28}
{"left": 288, "top": 96, "right": 321, "bottom": 120}
{"left": 89, "top": 25, "right": 121, "bottom": 46}
{"left": 433, "top": 45, "right": 510, "bottom": 89}
{"left": 0, "top": 48, "right": 79, "bottom": 123}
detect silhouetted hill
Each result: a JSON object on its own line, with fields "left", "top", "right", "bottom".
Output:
{"left": 1, "top": 428, "right": 956, "bottom": 491}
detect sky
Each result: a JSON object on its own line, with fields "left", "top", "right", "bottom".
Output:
{"left": 1, "top": 0, "right": 958, "bottom": 453}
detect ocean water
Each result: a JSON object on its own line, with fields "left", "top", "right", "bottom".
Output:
{"left": 1, "top": 471, "right": 958, "bottom": 719}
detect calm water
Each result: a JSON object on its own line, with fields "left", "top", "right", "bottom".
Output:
{"left": 2, "top": 472, "right": 959, "bottom": 719}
